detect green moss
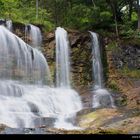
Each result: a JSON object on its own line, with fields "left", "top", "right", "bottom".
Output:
{"left": 82, "top": 112, "right": 98, "bottom": 119}
{"left": 120, "top": 28, "right": 135, "bottom": 39}
{"left": 78, "top": 112, "right": 99, "bottom": 128}
{"left": 106, "top": 41, "right": 119, "bottom": 51}
{"left": 122, "top": 37, "right": 140, "bottom": 46}
{"left": 107, "top": 80, "right": 120, "bottom": 92}
{"left": 119, "top": 67, "right": 140, "bottom": 79}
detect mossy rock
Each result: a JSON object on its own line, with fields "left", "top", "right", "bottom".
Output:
{"left": 77, "top": 108, "right": 120, "bottom": 129}
{"left": 114, "top": 94, "right": 127, "bottom": 107}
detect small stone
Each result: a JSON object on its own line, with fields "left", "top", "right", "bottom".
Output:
{"left": 136, "top": 99, "right": 140, "bottom": 105}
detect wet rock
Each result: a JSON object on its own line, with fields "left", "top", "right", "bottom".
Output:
{"left": 0, "top": 19, "right": 6, "bottom": 25}
{"left": 0, "top": 124, "right": 7, "bottom": 132}
{"left": 77, "top": 108, "right": 140, "bottom": 134}
{"left": 113, "top": 93, "right": 127, "bottom": 107}
{"left": 77, "top": 108, "right": 95, "bottom": 116}
{"left": 0, "top": 127, "right": 46, "bottom": 134}
{"left": 33, "top": 117, "right": 56, "bottom": 128}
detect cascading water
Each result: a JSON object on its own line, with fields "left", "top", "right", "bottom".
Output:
{"left": 54, "top": 27, "right": 82, "bottom": 129}
{"left": 55, "top": 27, "right": 71, "bottom": 88}
{"left": 0, "top": 19, "right": 12, "bottom": 31}
{"left": 0, "top": 81, "right": 82, "bottom": 128}
{"left": 0, "top": 25, "right": 49, "bottom": 84}
{"left": 90, "top": 32, "right": 115, "bottom": 108}
{"left": 25, "top": 24, "right": 42, "bottom": 48}
{"left": 0, "top": 25, "right": 82, "bottom": 130}
{"left": 91, "top": 33, "right": 103, "bottom": 89}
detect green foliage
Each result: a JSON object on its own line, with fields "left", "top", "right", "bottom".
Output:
{"left": 119, "top": 20, "right": 136, "bottom": 38}
{"left": 132, "top": 12, "right": 138, "bottom": 22}
{"left": 119, "top": 67, "right": 140, "bottom": 79}
{"left": 63, "top": 4, "right": 94, "bottom": 29}
{"left": 0, "top": 0, "right": 139, "bottom": 32}
{"left": 100, "top": 11, "right": 112, "bottom": 27}
{"left": 107, "top": 41, "right": 118, "bottom": 51}
{"left": 0, "top": 0, "right": 54, "bottom": 30}
{"left": 0, "top": 0, "right": 19, "bottom": 19}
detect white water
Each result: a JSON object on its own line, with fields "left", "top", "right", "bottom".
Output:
{"left": 0, "top": 19, "right": 12, "bottom": 31}
{"left": 25, "top": 24, "right": 42, "bottom": 48}
{"left": 92, "top": 89, "right": 115, "bottom": 108}
{"left": 90, "top": 32, "right": 115, "bottom": 108}
{"left": 0, "top": 26, "right": 50, "bottom": 85}
{"left": 90, "top": 32, "right": 103, "bottom": 89}
{"left": 54, "top": 27, "right": 82, "bottom": 129}
{"left": 0, "top": 25, "right": 82, "bottom": 129}
{"left": 55, "top": 27, "right": 71, "bottom": 88}
{"left": 0, "top": 80, "right": 82, "bottom": 128}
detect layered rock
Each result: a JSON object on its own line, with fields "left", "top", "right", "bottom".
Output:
{"left": 112, "top": 45, "right": 140, "bottom": 69}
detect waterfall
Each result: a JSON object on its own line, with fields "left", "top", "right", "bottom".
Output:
{"left": 54, "top": 27, "right": 82, "bottom": 129}
{"left": 0, "top": 81, "right": 82, "bottom": 128}
{"left": 0, "top": 25, "right": 82, "bottom": 129}
{"left": 25, "top": 24, "right": 42, "bottom": 49}
{"left": 0, "top": 19, "right": 12, "bottom": 31}
{"left": 0, "top": 25, "right": 50, "bottom": 85}
{"left": 90, "top": 32, "right": 103, "bottom": 89}
{"left": 6, "top": 20, "right": 13, "bottom": 31}
{"left": 90, "top": 32, "right": 115, "bottom": 108}
{"left": 55, "top": 27, "right": 71, "bottom": 88}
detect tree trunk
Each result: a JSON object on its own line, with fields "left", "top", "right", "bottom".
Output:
{"left": 138, "top": 0, "right": 140, "bottom": 30}
{"left": 128, "top": 0, "right": 133, "bottom": 21}
{"left": 36, "top": 0, "right": 39, "bottom": 19}
{"left": 54, "top": 0, "right": 58, "bottom": 27}
{"left": 92, "top": 0, "right": 96, "bottom": 7}
{"left": 114, "top": 14, "right": 119, "bottom": 38}
{"left": 109, "top": 0, "right": 119, "bottom": 38}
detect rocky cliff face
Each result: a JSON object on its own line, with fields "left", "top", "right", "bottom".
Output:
{"left": 12, "top": 23, "right": 140, "bottom": 110}
{"left": 42, "top": 29, "right": 109, "bottom": 88}
{"left": 112, "top": 44, "right": 140, "bottom": 69}
{"left": 42, "top": 29, "right": 93, "bottom": 88}
{"left": 105, "top": 41, "right": 140, "bottom": 110}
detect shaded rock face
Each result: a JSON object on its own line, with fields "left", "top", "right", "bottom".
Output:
{"left": 69, "top": 31, "right": 93, "bottom": 87}
{"left": 42, "top": 31, "right": 56, "bottom": 83}
{"left": 7, "top": 23, "right": 139, "bottom": 88}
{"left": 112, "top": 45, "right": 140, "bottom": 69}
{"left": 42, "top": 29, "right": 107, "bottom": 88}
{"left": 10, "top": 23, "right": 140, "bottom": 110}
{"left": 0, "top": 19, "right": 6, "bottom": 26}
{"left": 9, "top": 23, "right": 107, "bottom": 89}
{"left": 42, "top": 30, "right": 93, "bottom": 87}
{"left": 12, "top": 22, "right": 26, "bottom": 39}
